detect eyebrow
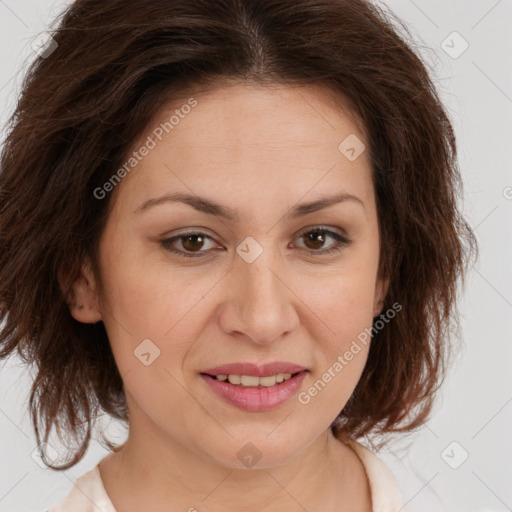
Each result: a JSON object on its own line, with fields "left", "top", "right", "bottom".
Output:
{"left": 133, "top": 191, "right": 365, "bottom": 220}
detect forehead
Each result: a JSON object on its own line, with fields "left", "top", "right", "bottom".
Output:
{"left": 152, "top": 81, "right": 367, "bottom": 147}
{"left": 115, "top": 82, "right": 375, "bottom": 220}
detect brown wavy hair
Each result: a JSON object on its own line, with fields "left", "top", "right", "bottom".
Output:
{"left": 0, "top": 0, "right": 478, "bottom": 469}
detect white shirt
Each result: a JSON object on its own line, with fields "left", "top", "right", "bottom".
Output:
{"left": 48, "top": 440, "right": 404, "bottom": 512}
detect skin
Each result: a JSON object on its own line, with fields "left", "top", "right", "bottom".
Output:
{"left": 69, "top": 82, "right": 389, "bottom": 512}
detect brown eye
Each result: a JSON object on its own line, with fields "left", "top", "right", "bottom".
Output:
{"left": 294, "top": 227, "right": 351, "bottom": 255}
{"left": 160, "top": 231, "right": 218, "bottom": 258}
{"left": 303, "top": 230, "right": 328, "bottom": 250}
{"left": 181, "top": 234, "right": 207, "bottom": 252}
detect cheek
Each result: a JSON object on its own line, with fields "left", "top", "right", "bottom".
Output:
{"left": 297, "top": 276, "right": 374, "bottom": 415}
{"left": 97, "top": 244, "right": 217, "bottom": 378}
{"left": 295, "top": 259, "right": 377, "bottom": 402}
{"left": 301, "top": 264, "right": 378, "bottom": 344}
{"left": 97, "top": 231, "right": 183, "bottom": 329}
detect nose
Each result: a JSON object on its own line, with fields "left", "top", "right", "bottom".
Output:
{"left": 217, "top": 249, "right": 300, "bottom": 346}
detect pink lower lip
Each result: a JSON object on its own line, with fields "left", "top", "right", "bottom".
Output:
{"left": 200, "top": 371, "right": 308, "bottom": 412}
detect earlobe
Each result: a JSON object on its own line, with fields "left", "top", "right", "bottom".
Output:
{"left": 70, "top": 297, "right": 102, "bottom": 323}
{"left": 63, "top": 262, "right": 102, "bottom": 324}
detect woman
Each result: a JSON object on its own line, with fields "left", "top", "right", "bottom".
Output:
{"left": 0, "top": 0, "right": 478, "bottom": 510}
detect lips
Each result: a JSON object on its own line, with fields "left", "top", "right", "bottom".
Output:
{"left": 200, "top": 370, "right": 308, "bottom": 411}
{"left": 200, "top": 362, "right": 307, "bottom": 378}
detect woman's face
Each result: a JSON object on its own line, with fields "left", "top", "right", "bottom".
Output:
{"left": 77, "top": 82, "right": 388, "bottom": 468}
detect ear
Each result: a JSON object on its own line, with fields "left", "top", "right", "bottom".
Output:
{"left": 62, "top": 260, "right": 102, "bottom": 324}
{"left": 373, "top": 275, "right": 390, "bottom": 318}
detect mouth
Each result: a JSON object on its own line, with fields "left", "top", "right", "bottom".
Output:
{"left": 199, "top": 365, "right": 309, "bottom": 412}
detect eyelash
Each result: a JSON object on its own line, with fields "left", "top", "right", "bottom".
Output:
{"left": 159, "top": 226, "right": 351, "bottom": 259}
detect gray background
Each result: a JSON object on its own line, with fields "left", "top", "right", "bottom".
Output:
{"left": 0, "top": 1, "right": 511, "bottom": 511}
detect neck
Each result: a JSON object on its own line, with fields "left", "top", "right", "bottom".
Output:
{"left": 99, "top": 407, "right": 369, "bottom": 511}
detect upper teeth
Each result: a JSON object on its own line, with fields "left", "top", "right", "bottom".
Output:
{"left": 215, "top": 373, "right": 294, "bottom": 387}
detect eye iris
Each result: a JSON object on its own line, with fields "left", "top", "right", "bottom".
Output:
{"left": 182, "top": 234, "right": 204, "bottom": 252}
{"left": 304, "top": 231, "right": 325, "bottom": 250}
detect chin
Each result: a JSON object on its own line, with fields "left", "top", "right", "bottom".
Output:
{"left": 203, "top": 435, "right": 308, "bottom": 471}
